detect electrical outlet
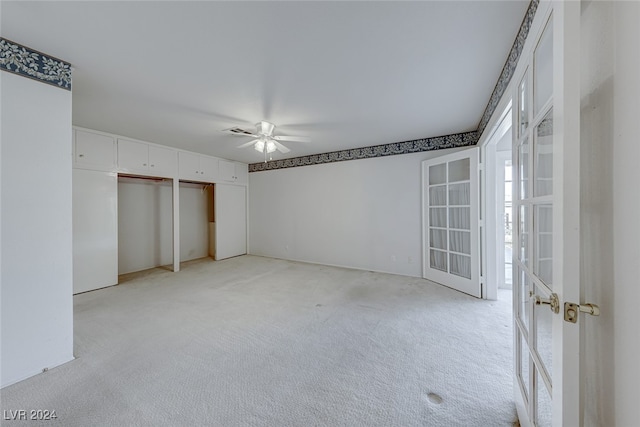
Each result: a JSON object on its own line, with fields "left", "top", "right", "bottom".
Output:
{"left": 408, "top": 256, "right": 414, "bottom": 264}
{"left": 391, "top": 255, "right": 397, "bottom": 262}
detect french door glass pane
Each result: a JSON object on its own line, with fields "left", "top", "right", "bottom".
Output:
{"left": 536, "top": 367, "right": 553, "bottom": 427}
{"left": 449, "top": 230, "right": 471, "bottom": 255}
{"left": 534, "top": 204, "right": 553, "bottom": 288}
{"left": 450, "top": 253, "right": 471, "bottom": 279}
{"left": 430, "top": 249, "right": 447, "bottom": 272}
{"left": 430, "top": 208, "right": 447, "bottom": 228}
{"left": 518, "top": 266, "right": 531, "bottom": 330}
{"left": 429, "top": 185, "right": 447, "bottom": 205}
{"left": 449, "top": 182, "right": 470, "bottom": 205}
{"left": 429, "top": 163, "right": 446, "bottom": 185}
{"left": 448, "top": 158, "right": 470, "bottom": 182}
{"left": 519, "top": 205, "right": 529, "bottom": 266}
{"left": 519, "top": 73, "right": 529, "bottom": 137}
{"left": 518, "top": 138, "right": 529, "bottom": 199}
{"left": 430, "top": 229, "right": 447, "bottom": 250}
{"left": 534, "top": 19, "right": 553, "bottom": 115}
{"left": 535, "top": 286, "right": 553, "bottom": 378}
{"left": 518, "top": 329, "right": 530, "bottom": 401}
{"left": 449, "top": 207, "right": 470, "bottom": 230}
{"left": 534, "top": 108, "right": 554, "bottom": 197}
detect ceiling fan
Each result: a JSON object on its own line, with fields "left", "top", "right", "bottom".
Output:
{"left": 223, "top": 121, "right": 310, "bottom": 161}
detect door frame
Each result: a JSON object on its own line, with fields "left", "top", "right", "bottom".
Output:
{"left": 480, "top": 102, "right": 513, "bottom": 301}
{"left": 496, "top": 149, "right": 513, "bottom": 290}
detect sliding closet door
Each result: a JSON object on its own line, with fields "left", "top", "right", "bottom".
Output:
{"left": 215, "top": 184, "right": 247, "bottom": 260}
{"left": 72, "top": 169, "right": 118, "bottom": 294}
{"left": 422, "top": 148, "right": 480, "bottom": 297}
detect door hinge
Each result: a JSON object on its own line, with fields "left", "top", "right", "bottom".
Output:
{"left": 564, "top": 302, "right": 600, "bottom": 323}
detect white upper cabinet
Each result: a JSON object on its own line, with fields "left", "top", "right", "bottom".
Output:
{"left": 117, "top": 138, "right": 177, "bottom": 177}
{"left": 74, "top": 129, "right": 116, "bottom": 171}
{"left": 149, "top": 146, "right": 177, "bottom": 176}
{"left": 178, "top": 152, "right": 218, "bottom": 182}
{"left": 219, "top": 159, "right": 235, "bottom": 181}
{"left": 117, "top": 139, "right": 146, "bottom": 171}
{"left": 178, "top": 152, "right": 200, "bottom": 181}
{"left": 219, "top": 160, "right": 248, "bottom": 184}
{"left": 74, "top": 127, "right": 245, "bottom": 184}
{"left": 235, "top": 163, "right": 248, "bottom": 184}
{"left": 199, "top": 155, "right": 219, "bottom": 182}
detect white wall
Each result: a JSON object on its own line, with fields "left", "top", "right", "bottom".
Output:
{"left": 0, "top": 72, "right": 74, "bottom": 387}
{"left": 118, "top": 178, "right": 210, "bottom": 275}
{"left": 249, "top": 148, "right": 466, "bottom": 277}
{"left": 580, "top": 1, "right": 640, "bottom": 425}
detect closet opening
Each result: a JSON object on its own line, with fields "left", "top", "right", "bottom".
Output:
{"left": 178, "top": 181, "right": 216, "bottom": 270}
{"left": 118, "top": 175, "right": 174, "bottom": 278}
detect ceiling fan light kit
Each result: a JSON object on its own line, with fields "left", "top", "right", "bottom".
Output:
{"left": 254, "top": 138, "right": 277, "bottom": 154}
{"left": 224, "top": 120, "right": 310, "bottom": 161}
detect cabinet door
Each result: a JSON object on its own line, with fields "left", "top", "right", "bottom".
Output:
{"left": 216, "top": 184, "right": 247, "bottom": 259}
{"left": 219, "top": 159, "right": 236, "bottom": 182}
{"left": 200, "top": 155, "right": 219, "bottom": 182}
{"left": 235, "top": 163, "right": 248, "bottom": 184}
{"left": 75, "top": 130, "right": 115, "bottom": 171}
{"left": 117, "top": 139, "right": 148, "bottom": 172}
{"left": 149, "top": 145, "right": 177, "bottom": 177}
{"left": 178, "top": 152, "right": 201, "bottom": 181}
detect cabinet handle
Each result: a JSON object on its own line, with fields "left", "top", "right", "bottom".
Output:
{"left": 78, "top": 154, "right": 84, "bottom": 158}
{"left": 150, "top": 164, "right": 154, "bottom": 167}
{"left": 143, "top": 163, "right": 147, "bottom": 166}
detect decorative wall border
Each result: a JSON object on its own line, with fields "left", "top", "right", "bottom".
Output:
{"left": 476, "top": 0, "right": 539, "bottom": 136}
{"left": 248, "top": 131, "right": 477, "bottom": 172}
{"left": 0, "top": 38, "right": 72, "bottom": 90}
{"left": 250, "top": 0, "right": 538, "bottom": 173}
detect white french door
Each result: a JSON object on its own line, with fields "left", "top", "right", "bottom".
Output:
{"left": 422, "top": 148, "right": 480, "bottom": 298}
{"left": 512, "top": 2, "right": 585, "bottom": 426}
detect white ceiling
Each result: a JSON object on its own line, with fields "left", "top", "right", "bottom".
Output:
{"left": 2, "top": 1, "right": 529, "bottom": 164}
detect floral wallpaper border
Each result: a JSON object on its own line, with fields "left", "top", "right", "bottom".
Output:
{"left": 476, "top": 0, "right": 539, "bottom": 136}
{"left": 249, "top": 131, "right": 478, "bottom": 172}
{"left": 250, "top": 0, "right": 538, "bottom": 173}
{"left": 0, "top": 38, "right": 72, "bottom": 90}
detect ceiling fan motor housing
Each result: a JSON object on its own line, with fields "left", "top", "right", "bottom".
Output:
{"left": 258, "top": 121, "right": 275, "bottom": 136}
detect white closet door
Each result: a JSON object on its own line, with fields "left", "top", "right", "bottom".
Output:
{"left": 422, "top": 148, "right": 480, "bottom": 297}
{"left": 215, "top": 184, "right": 247, "bottom": 260}
{"left": 72, "top": 169, "right": 118, "bottom": 294}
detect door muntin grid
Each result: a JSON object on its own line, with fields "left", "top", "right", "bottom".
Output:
{"left": 427, "top": 159, "right": 472, "bottom": 279}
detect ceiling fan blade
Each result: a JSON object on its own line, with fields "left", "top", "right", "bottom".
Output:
{"left": 237, "top": 139, "right": 260, "bottom": 149}
{"left": 273, "top": 135, "right": 311, "bottom": 143}
{"left": 272, "top": 140, "right": 291, "bottom": 153}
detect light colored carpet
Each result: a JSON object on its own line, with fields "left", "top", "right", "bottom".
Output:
{"left": 1, "top": 256, "right": 516, "bottom": 426}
